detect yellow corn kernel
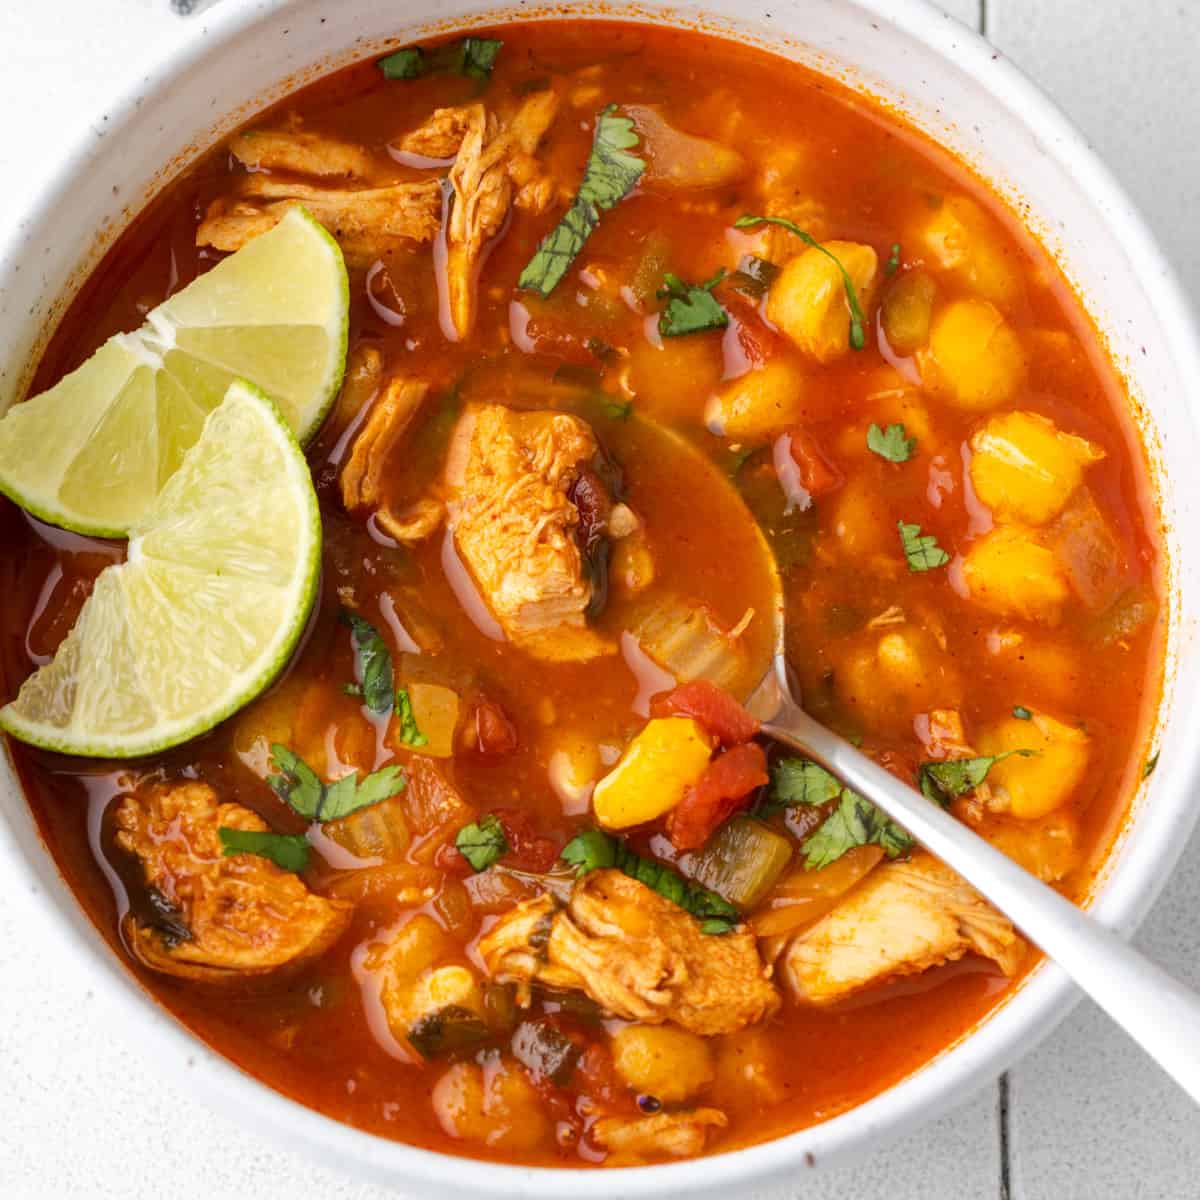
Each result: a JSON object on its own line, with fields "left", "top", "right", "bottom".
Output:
{"left": 921, "top": 298, "right": 1026, "bottom": 410}
{"left": 766, "top": 240, "right": 879, "bottom": 364}
{"left": 704, "top": 358, "right": 806, "bottom": 442}
{"left": 961, "top": 527, "right": 1069, "bottom": 624}
{"left": 611, "top": 1024, "right": 715, "bottom": 1103}
{"left": 628, "top": 332, "right": 723, "bottom": 424}
{"left": 592, "top": 718, "right": 714, "bottom": 830}
{"left": 978, "top": 712, "right": 1089, "bottom": 819}
{"left": 922, "top": 195, "right": 1020, "bottom": 307}
{"left": 432, "top": 1059, "right": 553, "bottom": 1152}
{"left": 835, "top": 625, "right": 961, "bottom": 735}
{"left": 881, "top": 270, "right": 937, "bottom": 354}
{"left": 969, "top": 411, "right": 1104, "bottom": 525}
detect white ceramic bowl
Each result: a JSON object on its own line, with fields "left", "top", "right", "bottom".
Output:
{"left": 2, "top": 2, "right": 1199, "bottom": 1196}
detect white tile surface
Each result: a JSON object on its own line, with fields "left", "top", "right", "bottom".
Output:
{"left": 0, "top": 2, "right": 1196, "bottom": 1198}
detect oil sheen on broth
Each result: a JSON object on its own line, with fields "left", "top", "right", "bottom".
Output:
{"left": 0, "top": 20, "right": 1163, "bottom": 1167}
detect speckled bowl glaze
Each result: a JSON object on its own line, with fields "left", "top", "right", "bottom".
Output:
{"left": 1, "top": 2, "right": 1198, "bottom": 1196}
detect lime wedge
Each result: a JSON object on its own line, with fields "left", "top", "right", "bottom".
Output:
{"left": 0, "top": 380, "right": 321, "bottom": 758}
{"left": 0, "top": 207, "right": 347, "bottom": 536}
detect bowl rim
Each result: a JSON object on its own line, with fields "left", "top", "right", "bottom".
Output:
{"left": 2, "top": 0, "right": 1200, "bottom": 1194}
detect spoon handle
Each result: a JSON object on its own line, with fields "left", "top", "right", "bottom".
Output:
{"left": 764, "top": 704, "right": 1200, "bottom": 1103}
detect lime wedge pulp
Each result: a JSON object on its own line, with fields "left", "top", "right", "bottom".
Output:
{"left": 0, "top": 207, "right": 347, "bottom": 537}
{"left": 0, "top": 380, "right": 321, "bottom": 758}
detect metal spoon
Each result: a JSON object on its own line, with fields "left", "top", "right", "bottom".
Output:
{"left": 745, "top": 650, "right": 1200, "bottom": 1103}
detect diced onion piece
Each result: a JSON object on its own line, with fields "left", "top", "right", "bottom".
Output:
{"left": 324, "top": 796, "right": 412, "bottom": 862}
{"left": 626, "top": 105, "right": 747, "bottom": 190}
{"left": 749, "top": 844, "right": 884, "bottom": 938}
{"left": 403, "top": 682, "right": 460, "bottom": 758}
{"left": 688, "top": 816, "right": 792, "bottom": 910}
{"left": 633, "top": 596, "right": 748, "bottom": 692}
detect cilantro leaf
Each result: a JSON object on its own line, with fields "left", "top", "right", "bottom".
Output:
{"left": 729, "top": 254, "right": 780, "bottom": 298}
{"left": 916, "top": 751, "right": 1034, "bottom": 808}
{"left": 1013, "top": 705, "right": 1032, "bottom": 720}
{"left": 456, "top": 814, "right": 509, "bottom": 872}
{"left": 885, "top": 242, "right": 902, "bottom": 275}
{"left": 657, "top": 269, "right": 729, "bottom": 337}
{"left": 395, "top": 688, "right": 429, "bottom": 748}
{"left": 268, "top": 744, "right": 406, "bottom": 823}
{"left": 460, "top": 36, "right": 503, "bottom": 80}
{"left": 218, "top": 827, "right": 310, "bottom": 873}
{"left": 897, "top": 519, "right": 950, "bottom": 572}
{"left": 733, "top": 214, "right": 868, "bottom": 350}
{"left": 603, "top": 398, "right": 633, "bottom": 421}
{"left": 342, "top": 610, "right": 394, "bottom": 715}
{"left": 1143, "top": 751, "right": 1160, "bottom": 779}
{"left": 518, "top": 105, "right": 644, "bottom": 297}
{"left": 267, "top": 744, "right": 324, "bottom": 820}
{"left": 378, "top": 36, "right": 503, "bottom": 81}
{"left": 377, "top": 47, "right": 425, "bottom": 79}
{"left": 560, "top": 830, "right": 739, "bottom": 933}
{"left": 867, "top": 422, "right": 916, "bottom": 463}
{"left": 802, "top": 790, "right": 914, "bottom": 870}
{"left": 765, "top": 757, "right": 843, "bottom": 811}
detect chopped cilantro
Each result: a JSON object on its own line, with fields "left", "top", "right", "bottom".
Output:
{"left": 885, "top": 242, "right": 902, "bottom": 274}
{"left": 867, "top": 422, "right": 916, "bottom": 463}
{"left": 917, "top": 751, "right": 1034, "bottom": 808}
{"left": 733, "top": 214, "right": 868, "bottom": 350}
{"left": 377, "top": 47, "right": 425, "bottom": 79}
{"left": 378, "top": 36, "right": 503, "bottom": 81}
{"left": 218, "top": 827, "right": 310, "bottom": 873}
{"left": 1143, "top": 751, "right": 1160, "bottom": 779}
{"left": 802, "top": 790, "right": 914, "bottom": 869}
{"left": 456, "top": 814, "right": 509, "bottom": 872}
{"left": 518, "top": 105, "right": 644, "bottom": 297}
{"left": 342, "top": 683, "right": 364, "bottom": 698}
{"left": 395, "top": 688, "right": 429, "bottom": 748}
{"left": 657, "top": 268, "right": 729, "bottom": 337}
{"left": 1013, "top": 705, "right": 1033, "bottom": 720}
{"left": 728, "top": 446, "right": 756, "bottom": 478}
{"left": 342, "top": 609, "right": 394, "bottom": 715}
{"left": 729, "top": 254, "right": 780, "bottom": 298}
{"left": 766, "top": 757, "right": 842, "bottom": 810}
{"left": 897, "top": 520, "right": 950, "bottom": 572}
{"left": 603, "top": 398, "right": 634, "bottom": 421}
{"left": 268, "top": 744, "right": 406, "bottom": 823}
{"left": 560, "top": 830, "right": 739, "bottom": 933}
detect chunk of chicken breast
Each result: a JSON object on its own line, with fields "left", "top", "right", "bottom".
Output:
{"left": 781, "top": 851, "right": 1024, "bottom": 1006}
{"left": 445, "top": 403, "right": 612, "bottom": 660}
{"left": 114, "top": 782, "right": 351, "bottom": 983}
{"left": 196, "top": 177, "right": 442, "bottom": 266}
{"left": 394, "top": 105, "right": 476, "bottom": 160}
{"left": 478, "top": 870, "right": 780, "bottom": 1035}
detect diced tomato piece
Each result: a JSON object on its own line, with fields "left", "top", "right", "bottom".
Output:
{"left": 649, "top": 679, "right": 760, "bottom": 746}
{"left": 472, "top": 699, "right": 518, "bottom": 757}
{"left": 493, "top": 807, "right": 561, "bottom": 873}
{"left": 433, "top": 840, "right": 475, "bottom": 876}
{"left": 787, "top": 426, "right": 843, "bottom": 496}
{"left": 722, "top": 294, "right": 780, "bottom": 372}
{"left": 666, "top": 742, "right": 769, "bottom": 852}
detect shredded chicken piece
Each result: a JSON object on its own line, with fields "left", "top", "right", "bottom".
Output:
{"left": 196, "top": 177, "right": 442, "bottom": 266}
{"left": 229, "top": 121, "right": 376, "bottom": 180}
{"left": 592, "top": 1108, "right": 728, "bottom": 1163}
{"left": 328, "top": 344, "right": 384, "bottom": 442}
{"left": 395, "top": 105, "right": 476, "bottom": 160}
{"left": 781, "top": 851, "right": 1025, "bottom": 1006}
{"left": 478, "top": 870, "right": 780, "bottom": 1035}
{"left": 445, "top": 403, "right": 613, "bottom": 660}
{"left": 376, "top": 497, "right": 446, "bottom": 544}
{"left": 340, "top": 377, "right": 430, "bottom": 512}
{"left": 114, "top": 782, "right": 350, "bottom": 983}
{"left": 443, "top": 91, "right": 560, "bottom": 337}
